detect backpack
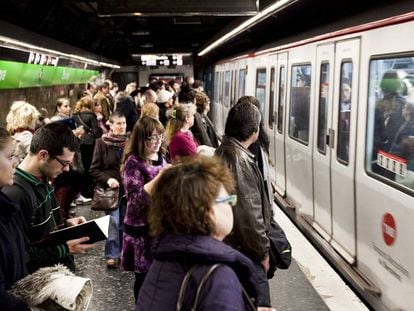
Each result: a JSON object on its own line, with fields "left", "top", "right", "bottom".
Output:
{"left": 267, "top": 220, "right": 292, "bottom": 279}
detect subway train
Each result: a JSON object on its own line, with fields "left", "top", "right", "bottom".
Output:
{"left": 209, "top": 11, "right": 414, "bottom": 311}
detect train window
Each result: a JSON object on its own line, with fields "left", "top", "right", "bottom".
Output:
{"left": 337, "top": 62, "right": 353, "bottom": 164}
{"left": 219, "top": 71, "right": 224, "bottom": 106}
{"left": 238, "top": 69, "right": 246, "bottom": 98}
{"left": 268, "top": 67, "right": 276, "bottom": 129}
{"left": 232, "top": 70, "right": 237, "bottom": 106}
{"left": 224, "top": 70, "right": 231, "bottom": 107}
{"left": 289, "top": 64, "right": 311, "bottom": 144}
{"left": 366, "top": 56, "right": 414, "bottom": 192}
{"left": 317, "top": 62, "right": 330, "bottom": 154}
{"left": 256, "top": 68, "right": 267, "bottom": 115}
{"left": 214, "top": 71, "right": 219, "bottom": 103}
{"left": 277, "top": 66, "right": 286, "bottom": 134}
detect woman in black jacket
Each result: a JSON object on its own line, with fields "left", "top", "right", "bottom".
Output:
{"left": 0, "top": 126, "right": 30, "bottom": 310}
{"left": 90, "top": 112, "right": 128, "bottom": 268}
{"left": 73, "top": 97, "right": 103, "bottom": 198}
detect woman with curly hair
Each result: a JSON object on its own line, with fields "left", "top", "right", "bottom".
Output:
{"left": 6, "top": 101, "right": 40, "bottom": 162}
{"left": 136, "top": 155, "right": 260, "bottom": 311}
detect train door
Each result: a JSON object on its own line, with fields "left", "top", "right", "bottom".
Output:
{"left": 274, "top": 52, "right": 288, "bottom": 195}
{"left": 313, "top": 44, "right": 335, "bottom": 240}
{"left": 331, "top": 38, "right": 360, "bottom": 262}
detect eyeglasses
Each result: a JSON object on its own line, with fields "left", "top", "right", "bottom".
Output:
{"left": 215, "top": 194, "right": 237, "bottom": 206}
{"left": 53, "top": 156, "right": 72, "bottom": 168}
{"left": 146, "top": 134, "right": 163, "bottom": 143}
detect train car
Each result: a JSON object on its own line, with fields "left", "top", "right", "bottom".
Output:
{"left": 211, "top": 11, "right": 414, "bottom": 311}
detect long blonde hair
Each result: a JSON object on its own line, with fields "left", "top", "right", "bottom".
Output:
{"left": 165, "top": 103, "right": 196, "bottom": 144}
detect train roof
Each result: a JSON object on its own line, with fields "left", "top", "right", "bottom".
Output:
{"left": 0, "top": 0, "right": 413, "bottom": 66}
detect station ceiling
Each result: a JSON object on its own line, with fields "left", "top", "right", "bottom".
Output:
{"left": 0, "top": 0, "right": 413, "bottom": 66}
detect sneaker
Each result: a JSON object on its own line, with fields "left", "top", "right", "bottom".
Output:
{"left": 75, "top": 194, "right": 92, "bottom": 205}
{"left": 106, "top": 258, "right": 118, "bottom": 269}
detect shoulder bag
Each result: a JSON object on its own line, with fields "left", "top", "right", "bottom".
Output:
{"left": 91, "top": 186, "right": 119, "bottom": 211}
{"left": 176, "top": 264, "right": 256, "bottom": 311}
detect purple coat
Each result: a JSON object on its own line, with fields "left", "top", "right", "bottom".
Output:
{"left": 136, "top": 234, "right": 258, "bottom": 310}
{"left": 121, "top": 153, "right": 167, "bottom": 273}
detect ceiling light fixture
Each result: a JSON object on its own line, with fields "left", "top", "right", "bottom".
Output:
{"left": 198, "top": 0, "right": 298, "bottom": 56}
{"left": 132, "top": 31, "right": 150, "bottom": 36}
{"left": 0, "top": 35, "right": 120, "bottom": 68}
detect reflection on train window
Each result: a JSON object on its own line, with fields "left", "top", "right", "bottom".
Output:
{"left": 289, "top": 64, "right": 311, "bottom": 144}
{"left": 366, "top": 56, "right": 414, "bottom": 191}
{"left": 337, "top": 62, "right": 353, "bottom": 165}
{"left": 317, "top": 62, "right": 330, "bottom": 154}
{"left": 224, "top": 70, "right": 231, "bottom": 107}
{"left": 238, "top": 69, "right": 246, "bottom": 99}
{"left": 277, "top": 66, "right": 286, "bottom": 134}
{"left": 268, "top": 67, "right": 275, "bottom": 129}
{"left": 214, "top": 71, "right": 219, "bottom": 103}
{"left": 256, "top": 68, "right": 267, "bottom": 115}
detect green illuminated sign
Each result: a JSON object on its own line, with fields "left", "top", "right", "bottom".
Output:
{"left": 0, "top": 60, "right": 99, "bottom": 89}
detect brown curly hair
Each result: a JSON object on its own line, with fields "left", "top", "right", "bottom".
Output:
{"left": 148, "top": 155, "right": 235, "bottom": 237}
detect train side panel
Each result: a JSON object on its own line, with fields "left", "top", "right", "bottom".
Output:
{"left": 356, "top": 21, "right": 414, "bottom": 310}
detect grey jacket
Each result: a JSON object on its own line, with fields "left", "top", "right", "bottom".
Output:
{"left": 215, "top": 136, "right": 272, "bottom": 263}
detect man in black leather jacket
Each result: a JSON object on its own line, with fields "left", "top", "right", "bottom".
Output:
{"left": 215, "top": 98, "right": 273, "bottom": 309}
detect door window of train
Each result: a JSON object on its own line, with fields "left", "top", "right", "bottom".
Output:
{"left": 317, "top": 62, "right": 330, "bottom": 154}
{"left": 214, "top": 71, "right": 221, "bottom": 103}
{"left": 256, "top": 68, "right": 267, "bottom": 115}
{"left": 277, "top": 66, "right": 286, "bottom": 133}
{"left": 289, "top": 64, "right": 311, "bottom": 144}
{"left": 238, "top": 69, "right": 246, "bottom": 98}
{"left": 224, "top": 71, "right": 231, "bottom": 107}
{"left": 268, "top": 67, "right": 276, "bottom": 129}
{"left": 337, "top": 62, "right": 353, "bottom": 164}
{"left": 366, "top": 56, "right": 414, "bottom": 192}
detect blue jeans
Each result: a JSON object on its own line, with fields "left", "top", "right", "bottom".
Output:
{"left": 104, "top": 208, "right": 120, "bottom": 259}
{"left": 252, "top": 261, "right": 271, "bottom": 307}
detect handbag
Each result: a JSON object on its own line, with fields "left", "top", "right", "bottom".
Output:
{"left": 177, "top": 264, "right": 256, "bottom": 311}
{"left": 10, "top": 264, "right": 92, "bottom": 311}
{"left": 267, "top": 220, "right": 292, "bottom": 279}
{"left": 91, "top": 186, "right": 119, "bottom": 211}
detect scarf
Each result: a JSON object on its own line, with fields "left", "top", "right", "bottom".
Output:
{"left": 102, "top": 131, "right": 128, "bottom": 148}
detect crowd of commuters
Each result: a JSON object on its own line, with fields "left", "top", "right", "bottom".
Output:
{"left": 0, "top": 76, "right": 279, "bottom": 310}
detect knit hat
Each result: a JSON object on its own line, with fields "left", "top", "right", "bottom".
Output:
{"left": 157, "top": 90, "right": 173, "bottom": 103}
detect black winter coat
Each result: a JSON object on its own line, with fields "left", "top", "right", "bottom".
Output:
{"left": 0, "top": 191, "right": 29, "bottom": 310}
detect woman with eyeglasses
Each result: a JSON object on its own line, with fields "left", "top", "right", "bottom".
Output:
{"left": 120, "top": 116, "right": 168, "bottom": 301}
{"left": 136, "top": 155, "right": 259, "bottom": 311}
